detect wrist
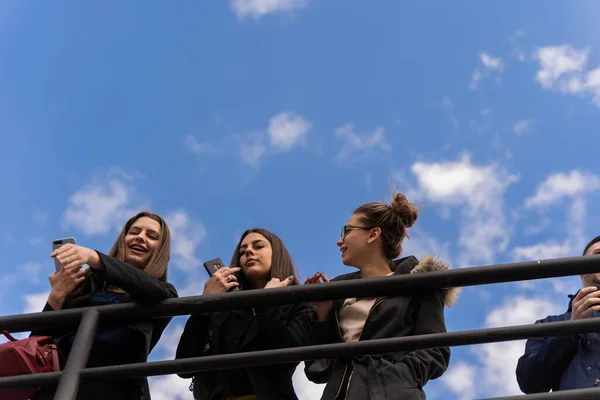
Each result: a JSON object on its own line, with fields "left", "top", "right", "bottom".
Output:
{"left": 48, "top": 291, "right": 67, "bottom": 310}
{"left": 87, "top": 250, "right": 102, "bottom": 270}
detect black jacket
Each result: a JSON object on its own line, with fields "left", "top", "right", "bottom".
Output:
{"left": 176, "top": 300, "right": 314, "bottom": 400}
{"left": 304, "top": 255, "right": 458, "bottom": 400}
{"left": 31, "top": 252, "right": 178, "bottom": 400}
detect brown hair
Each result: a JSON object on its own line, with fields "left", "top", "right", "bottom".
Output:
{"left": 229, "top": 228, "right": 299, "bottom": 290}
{"left": 353, "top": 190, "right": 419, "bottom": 261}
{"left": 108, "top": 211, "right": 171, "bottom": 281}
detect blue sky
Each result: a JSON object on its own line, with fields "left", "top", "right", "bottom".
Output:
{"left": 2, "top": 1, "right": 600, "bottom": 399}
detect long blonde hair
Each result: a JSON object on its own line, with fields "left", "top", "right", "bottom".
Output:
{"left": 108, "top": 211, "right": 171, "bottom": 281}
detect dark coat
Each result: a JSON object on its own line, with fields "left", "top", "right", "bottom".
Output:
{"left": 305, "top": 255, "right": 458, "bottom": 400}
{"left": 176, "top": 300, "right": 314, "bottom": 400}
{"left": 516, "top": 293, "right": 600, "bottom": 393}
{"left": 31, "top": 251, "right": 178, "bottom": 400}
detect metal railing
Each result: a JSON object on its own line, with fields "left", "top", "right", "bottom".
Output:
{"left": 1, "top": 255, "right": 600, "bottom": 400}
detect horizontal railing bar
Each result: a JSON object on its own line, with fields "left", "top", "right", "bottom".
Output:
{"left": 1, "top": 255, "right": 599, "bottom": 333}
{"left": 2, "top": 315, "right": 600, "bottom": 391}
{"left": 482, "top": 387, "right": 600, "bottom": 400}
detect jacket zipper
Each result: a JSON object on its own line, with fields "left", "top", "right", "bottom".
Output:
{"left": 343, "top": 297, "right": 388, "bottom": 398}
{"left": 333, "top": 307, "right": 348, "bottom": 400}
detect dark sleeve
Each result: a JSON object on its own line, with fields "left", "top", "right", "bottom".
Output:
{"left": 254, "top": 302, "right": 314, "bottom": 349}
{"left": 515, "top": 316, "right": 578, "bottom": 393}
{"left": 304, "top": 306, "right": 339, "bottom": 384}
{"left": 175, "top": 313, "right": 212, "bottom": 378}
{"left": 93, "top": 252, "right": 178, "bottom": 302}
{"left": 399, "top": 291, "right": 450, "bottom": 386}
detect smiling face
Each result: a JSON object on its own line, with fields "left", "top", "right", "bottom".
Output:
{"left": 123, "top": 216, "right": 161, "bottom": 270}
{"left": 336, "top": 213, "right": 378, "bottom": 268}
{"left": 239, "top": 232, "right": 273, "bottom": 284}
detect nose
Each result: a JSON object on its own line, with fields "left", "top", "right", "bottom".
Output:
{"left": 336, "top": 238, "right": 343, "bottom": 247}
{"left": 244, "top": 247, "right": 254, "bottom": 256}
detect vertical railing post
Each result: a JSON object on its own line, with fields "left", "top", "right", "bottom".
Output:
{"left": 53, "top": 308, "right": 99, "bottom": 400}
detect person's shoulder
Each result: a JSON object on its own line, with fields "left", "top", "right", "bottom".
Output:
{"left": 330, "top": 271, "right": 361, "bottom": 282}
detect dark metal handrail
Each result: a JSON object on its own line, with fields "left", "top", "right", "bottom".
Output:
{"left": 0, "top": 255, "right": 599, "bottom": 400}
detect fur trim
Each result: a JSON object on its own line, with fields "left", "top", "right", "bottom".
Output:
{"left": 410, "top": 255, "right": 461, "bottom": 307}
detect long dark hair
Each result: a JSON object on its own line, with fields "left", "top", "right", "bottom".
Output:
{"left": 229, "top": 228, "right": 300, "bottom": 290}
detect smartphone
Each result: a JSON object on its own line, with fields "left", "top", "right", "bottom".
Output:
{"left": 203, "top": 258, "right": 239, "bottom": 292}
{"left": 52, "top": 237, "right": 76, "bottom": 272}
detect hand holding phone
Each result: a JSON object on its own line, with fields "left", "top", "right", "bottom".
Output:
{"left": 203, "top": 258, "right": 240, "bottom": 293}
{"left": 52, "top": 237, "right": 76, "bottom": 272}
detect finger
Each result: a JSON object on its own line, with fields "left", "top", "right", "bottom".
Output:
{"left": 225, "top": 281, "right": 240, "bottom": 290}
{"left": 576, "top": 286, "right": 598, "bottom": 300}
{"left": 220, "top": 267, "right": 240, "bottom": 277}
{"left": 65, "top": 262, "right": 84, "bottom": 271}
{"left": 74, "top": 276, "right": 87, "bottom": 285}
{"left": 581, "top": 297, "right": 600, "bottom": 310}
{"left": 51, "top": 243, "right": 74, "bottom": 257}
{"left": 269, "top": 278, "right": 281, "bottom": 284}
{"left": 75, "top": 269, "right": 88, "bottom": 278}
{"left": 281, "top": 275, "right": 294, "bottom": 286}
{"left": 582, "top": 304, "right": 600, "bottom": 318}
{"left": 320, "top": 273, "right": 330, "bottom": 282}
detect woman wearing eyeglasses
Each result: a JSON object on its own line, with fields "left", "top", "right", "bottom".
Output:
{"left": 304, "top": 191, "right": 459, "bottom": 400}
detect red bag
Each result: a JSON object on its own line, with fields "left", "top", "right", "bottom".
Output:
{"left": 0, "top": 330, "right": 59, "bottom": 400}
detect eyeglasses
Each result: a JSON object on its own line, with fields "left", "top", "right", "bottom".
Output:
{"left": 341, "top": 225, "right": 375, "bottom": 239}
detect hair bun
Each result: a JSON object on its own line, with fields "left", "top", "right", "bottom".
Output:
{"left": 390, "top": 192, "right": 418, "bottom": 228}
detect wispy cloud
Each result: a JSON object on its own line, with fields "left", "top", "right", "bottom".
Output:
{"left": 62, "top": 172, "right": 146, "bottom": 236}
{"left": 441, "top": 96, "right": 459, "bottom": 129}
{"left": 534, "top": 44, "right": 600, "bottom": 107}
{"left": 230, "top": 0, "right": 308, "bottom": 19}
{"left": 165, "top": 210, "right": 207, "bottom": 271}
{"left": 268, "top": 111, "right": 311, "bottom": 151}
{"left": 185, "top": 135, "right": 220, "bottom": 155}
{"left": 334, "top": 123, "right": 391, "bottom": 162}
{"left": 236, "top": 111, "right": 311, "bottom": 167}
{"left": 470, "top": 52, "right": 504, "bottom": 90}
{"left": 405, "top": 153, "right": 518, "bottom": 266}
{"left": 513, "top": 119, "right": 534, "bottom": 135}
{"left": 524, "top": 169, "right": 600, "bottom": 208}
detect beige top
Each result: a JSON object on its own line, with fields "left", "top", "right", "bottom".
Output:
{"left": 338, "top": 272, "right": 393, "bottom": 342}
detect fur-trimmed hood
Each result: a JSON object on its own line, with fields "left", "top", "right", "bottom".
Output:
{"left": 391, "top": 254, "right": 461, "bottom": 307}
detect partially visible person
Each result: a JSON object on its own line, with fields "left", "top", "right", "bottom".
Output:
{"left": 32, "top": 211, "right": 178, "bottom": 400}
{"left": 304, "top": 190, "right": 458, "bottom": 400}
{"left": 176, "top": 228, "right": 313, "bottom": 400}
{"left": 516, "top": 235, "right": 600, "bottom": 393}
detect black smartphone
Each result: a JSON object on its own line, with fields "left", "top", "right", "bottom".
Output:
{"left": 203, "top": 258, "right": 239, "bottom": 292}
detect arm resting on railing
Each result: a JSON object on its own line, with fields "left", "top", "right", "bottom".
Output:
{"left": 515, "top": 316, "right": 578, "bottom": 393}
{"left": 91, "top": 252, "right": 177, "bottom": 302}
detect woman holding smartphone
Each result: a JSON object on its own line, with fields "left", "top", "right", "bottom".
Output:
{"left": 304, "top": 191, "right": 458, "bottom": 400}
{"left": 32, "top": 211, "right": 178, "bottom": 400}
{"left": 176, "top": 228, "right": 313, "bottom": 400}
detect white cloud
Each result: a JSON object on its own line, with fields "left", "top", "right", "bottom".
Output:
{"left": 238, "top": 131, "right": 268, "bottom": 166}
{"left": 476, "top": 296, "right": 562, "bottom": 397}
{"left": 1, "top": 262, "right": 43, "bottom": 286}
{"left": 62, "top": 174, "right": 145, "bottom": 236}
{"left": 230, "top": 0, "right": 308, "bottom": 19}
{"left": 268, "top": 112, "right": 311, "bottom": 151}
{"left": 407, "top": 153, "right": 518, "bottom": 266}
{"left": 512, "top": 241, "right": 573, "bottom": 261}
{"left": 513, "top": 119, "right": 534, "bottom": 135}
{"left": 470, "top": 53, "right": 504, "bottom": 90}
{"left": 441, "top": 361, "right": 477, "bottom": 400}
{"left": 165, "top": 211, "right": 206, "bottom": 271}
{"left": 237, "top": 111, "right": 310, "bottom": 166}
{"left": 534, "top": 45, "right": 600, "bottom": 107}
{"left": 334, "top": 123, "right": 391, "bottom": 162}
{"left": 441, "top": 96, "right": 459, "bottom": 129}
{"left": 185, "top": 135, "right": 218, "bottom": 155}
{"left": 23, "top": 291, "right": 50, "bottom": 314}
{"left": 524, "top": 169, "right": 600, "bottom": 208}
